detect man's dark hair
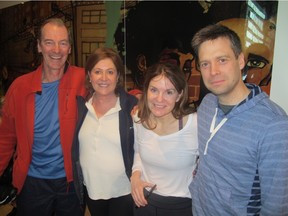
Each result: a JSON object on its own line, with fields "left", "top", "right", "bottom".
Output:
{"left": 38, "top": 18, "right": 72, "bottom": 45}
{"left": 191, "top": 24, "right": 242, "bottom": 65}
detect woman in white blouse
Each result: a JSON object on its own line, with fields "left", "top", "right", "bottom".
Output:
{"left": 72, "top": 47, "right": 138, "bottom": 216}
{"left": 131, "top": 62, "right": 198, "bottom": 216}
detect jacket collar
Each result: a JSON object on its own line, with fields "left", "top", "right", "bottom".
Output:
{"left": 30, "top": 62, "right": 70, "bottom": 94}
{"left": 30, "top": 64, "right": 43, "bottom": 93}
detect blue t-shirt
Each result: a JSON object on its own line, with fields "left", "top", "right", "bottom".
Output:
{"left": 28, "top": 80, "right": 65, "bottom": 179}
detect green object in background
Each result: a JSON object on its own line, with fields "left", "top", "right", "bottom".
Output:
{"left": 105, "top": 1, "right": 122, "bottom": 48}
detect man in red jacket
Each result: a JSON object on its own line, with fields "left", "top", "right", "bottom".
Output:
{"left": 0, "top": 18, "right": 87, "bottom": 216}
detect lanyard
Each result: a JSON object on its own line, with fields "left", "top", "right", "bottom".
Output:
{"left": 204, "top": 108, "right": 228, "bottom": 155}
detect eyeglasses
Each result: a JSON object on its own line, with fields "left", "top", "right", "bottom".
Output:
{"left": 144, "top": 184, "right": 157, "bottom": 199}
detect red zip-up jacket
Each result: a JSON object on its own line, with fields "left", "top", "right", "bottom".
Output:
{"left": 0, "top": 64, "right": 87, "bottom": 193}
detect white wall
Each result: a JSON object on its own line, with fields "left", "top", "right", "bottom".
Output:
{"left": 270, "top": 1, "right": 288, "bottom": 113}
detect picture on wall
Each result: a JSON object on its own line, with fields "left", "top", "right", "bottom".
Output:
{"left": 114, "top": 0, "right": 278, "bottom": 105}
{"left": 0, "top": 0, "right": 278, "bottom": 107}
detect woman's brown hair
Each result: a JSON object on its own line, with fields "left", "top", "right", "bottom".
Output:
{"left": 85, "top": 47, "right": 124, "bottom": 99}
{"left": 137, "top": 62, "right": 195, "bottom": 129}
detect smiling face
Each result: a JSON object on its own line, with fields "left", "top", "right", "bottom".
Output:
{"left": 89, "top": 58, "right": 118, "bottom": 97}
{"left": 147, "top": 74, "right": 182, "bottom": 118}
{"left": 37, "top": 23, "right": 71, "bottom": 73}
{"left": 198, "top": 37, "right": 245, "bottom": 104}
